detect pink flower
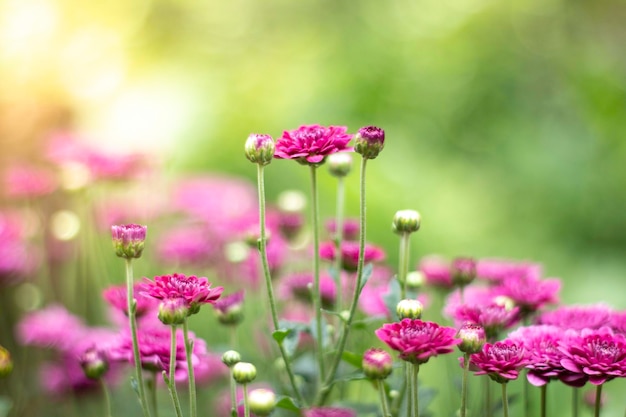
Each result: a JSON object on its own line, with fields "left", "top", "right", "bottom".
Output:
{"left": 279, "top": 272, "right": 336, "bottom": 309}
{"left": 536, "top": 304, "right": 613, "bottom": 331}
{"left": 0, "top": 211, "right": 40, "bottom": 285}
{"left": 4, "top": 164, "right": 58, "bottom": 198}
{"left": 325, "top": 218, "right": 360, "bottom": 241}
{"left": 319, "top": 241, "right": 386, "bottom": 272}
{"left": 156, "top": 225, "right": 219, "bottom": 267}
{"left": 610, "top": 310, "right": 626, "bottom": 335}
{"left": 16, "top": 304, "right": 85, "bottom": 351}
{"left": 418, "top": 256, "right": 453, "bottom": 289}
{"left": 111, "top": 224, "right": 147, "bottom": 259}
{"left": 274, "top": 124, "right": 353, "bottom": 165}
{"left": 493, "top": 274, "right": 560, "bottom": 316}
{"left": 468, "top": 339, "right": 530, "bottom": 383}
{"left": 558, "top": 327, "right": 626, "bottom": 385}
{"left": 452, "top": 303, "right": 520, "bottom": 340}
{"left": 359, "top": 279, "right": 429, "bottom": 319}
{"left": 475, "top": 258, "right": 543, "bottom": 284}
{"left": 103, "top": 284, "right": 158, "bottom": 318}
{"left": 302, "top": 407, "right": 356, "bottom": 417}
{"left": 375, "top": 319, "right": 460, "bottom": 364}
{"left": 141, "top": 273, "right": 223, "bottom": 315}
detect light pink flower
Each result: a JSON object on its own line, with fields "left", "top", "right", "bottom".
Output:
{"left": 475, "top": 258, "right": 542, "bottom": 284}
{"left": 537, "top": 304, "right": 613, "bottom": 331}
{"left": 375, "top": 318, "right": 460, "bottom": 364}
{"left": 467, "top": 339, "right": 530, "bottom": 383}
{"left": 103, "top": 284, "right": 158, "bottom": 318}
{"left": 279, "top": 272, "right": 336, "bottom": 309}
{"left": 4, "top": 164, "right": 57, "bottom": 198}
{"left": 418, "top": 255, "right": 453, "bottom": 289}
{"left": 319, "top": 241, "right": 386, "bottom": 272}
{"left": 493, "top": 274, "right": 560, "bottom": 316}
{"left": 141, "top": 273, "right": 223, "bottom": 315}
{"left": 325, "top": 218, "right": 360, "bottom": 241}
{"left": 0, "top": 212, "right": 40, "bottom": 285}
{"left": 156, "top": 225, "right": 219, "bottom": 267}
{"left": 274, "top": 124, "right": 353, "bottom": 165}
{"left": 16, "top": 304, "right": 85, "bottom": 350}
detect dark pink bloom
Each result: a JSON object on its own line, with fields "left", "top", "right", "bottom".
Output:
{"left": 537, "top": 304, "right": 613, "bottom": 331}
{"left": 419, "top": 255, "right": 453, "bottom": 289}
{"left": 141, "top": 273, "right": 223, "bottom": 315}
{"left": 213, "top": 290, "right": 245, "bottom": 315}
{"left": 467, "top": 339, "right": 530, "bottom": 383}
{"left": 4, "top": 164, "right": 57, "bottom": 198}
{"left": 103, "top": 284, "right": 158, "bottom": 318}
{"left": 493, "top": 274, "right": 560, "bottom": 316}
{"left": 279, "top": 272, "right": 336, "bottom": 309}
{"left": 610, "top": 310, "right": 626, "bottom": 335}
{"left": 302, "top": 407, "right": 356, "bottom": 417}
{"left": 558, "top": 327, "right": 626, "bottom": 385}
{"left": 475, "top": 258, "right": 542, "bottom": 284}
{"left": 111, "top": 224, "right": 147, "bottom": 259}
{"left": 274, "top": 124, "right": 353, "bottom": 165}
{"left": 325, "top": 218, "right": 360, "bottom": 241}
{"left": 375, "top": 318, "right": 460, "bottom": 364}
{"left": 319, "top": 241, "right": 386, "bottom": 272}
{"left": 452, "top": 303, "right": 520, "bottom": 340}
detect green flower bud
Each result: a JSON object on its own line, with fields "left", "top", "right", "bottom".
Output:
{"left": 79, "top": 348, "right": 108, "bottom": 380}
{"left": 245, "top": 134, "right": 275, "bottom": 166}
{"left": 451, "top": 257, "right": 476, "bottom": 287}
{"left": 405, "top": 271, "right": 425, "bottom": 290}
{"left": 232, "top": 362, "right": 257, "bottom": 384}
{"left": 392, "top": 210, "right": 421, "bottom": 235}
{"left": 158, "top": 298, "right": 189, "bottom": 326}
{"left": 456, "top": 323, "right": 486, "bottom": 354}
{"left": 354, "top": 126, "right": 385, "bottom": 160}
{"left": 221, "top": 350, "right": 242, "bottom": 368}
{"left": 326, "top": 152, "right": 353, "bottom": 178}
{"left": 111, "top": 224, "right": 147, "bottom": 259}
{"left": 396, "top": 299, "right": 423, "bottom": 320}
{"left": 248, "top": 388, "right": 277, "bottom": 416}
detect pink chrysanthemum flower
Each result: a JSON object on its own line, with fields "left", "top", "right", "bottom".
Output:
{"left": 325, "top": 218, "right": 360, "bottom": 241}
{"left": 141, "top": 273, "right": 223, "bottom": 315}
{"left": 468, "top": 339, "right": 530, "bottom": 383}
{"left": 493, "top": 274, "right": 560, "bottom": 316}
{"left": 319, "top": 241, "right": 386, "bottom": 272}
{"left": 4, "top": 165, "right": 58, "bottom": 198}
{"left": 418, "top": 255, "right": 453, "bottom": 289}
{"left": 0, "top": 212, "right": 40, "bottom": 285}
{"left": 111, "top": 223, "right": 147, "bottom": 259}
{"left": 375, "top": 318, "right": 460, "bottom": 365}
{"left": 102, "top": 284, "right": 158, "bottom": 318}
{"left": 274, "top": 124, "right": 353, "bottom": 165}
{"left": 453, "top": 303, "right": 521, "bottom": 340}
{"left": 302, "top": 407, "right": 357, "bottom": 417}
{"left": 212, "top": 290, "right": 245, "bottom": 325}
{"left": 359, "top": 279, "right": 429, "bottom": 319}
{"left": 156, "top": 225, "right": 218, "bottom": 267}
{"left": 279, "top": 272, "right": 336, "bottom": 309}
{"left": 610, "top": 310, "right": 626, "bottom": 335}
{"left": 475, "top": 258, "right": 542, "bottom": 284}
{"left": 16, "top": 304, "right": 86, "bottom": 351}
{"left": 558, "top": 327, "right": 626, "bottom": 385}
{"left": 536, "top": 304, "right": 613, "bottom": 331}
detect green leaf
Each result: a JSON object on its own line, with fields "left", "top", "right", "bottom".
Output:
{"left": 341, "top": 350, "right": 363, "bottom": 369}
{"left": 275, "top": 321, "right": 307, "bottom": 357}
{"left": 308, "top": 316, "right": 330, "bottom": 348}
{"left": 358, "top": 263, "right": 374, "bottom": 293}
{"left": 272, "top": 328, "right": 290, "bottom": 344}
{"left": 274, "top": 395, "right": 300, "bottom": 412}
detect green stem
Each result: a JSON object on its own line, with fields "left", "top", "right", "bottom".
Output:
{"left": 594, "top": 384, "right": 602, "bottom": 417}
{"left": 405, "top": 362, "right": 413, "bottom": 417}
{"left": 572, "top": 387, "right": 578, "bottom": 417}
{"left": 333, "top": 176, "right": 346, "bottom": 312}
{"left": 412, "top": 364, "right": 420, "bottom": 417}
{"left": 314, "top": 157, "right": 368, "bottom": 405}
{"left": 183, "top": 319, "right": 197, "bottom": 417}
{"left": 166, "top": 326, "right": 183, "bottom": 417}
{"left": 398, "top": 232, "right": 410, "bottom": 300}
{"left": 377, "top": 379, "right": 391, "bottom": 417}
{"left": 99, "top": 378, "right": 112, "bottom": 417}
{"left": 460, "top": 353, "right": 470, "bottom": 417}
{"left": 243, "top": 383, "right": 250, "bottom": 417}
{"left": 229, "top": 369, "right": 237, "bottom": 417}
{"left": 485, "top": 377, "right": 492, "bottom": 417}
{"left": 125, "top": 258, "right": 151, "bottom": 417}
{"left": 309, "top": 165, "right": 325, "bottom": 383}
{"left": 256, "top": 164, "right": 304, "bottom": 404}
{"left": 540, "top": 384, "right": 546, "bottom": 417}
{"left": 148, "top": 372, "right": 159, "bottom": 417}
{"left": 501, "top": 383, "right": 509, "bottom": 417}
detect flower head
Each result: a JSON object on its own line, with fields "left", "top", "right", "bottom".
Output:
{"left": 279, "top": 272, "right": 336, "bottom": 309}
{"left": 248, "top": 388, "right": 277, "bottom": 416}
{"left": 141, "top": 273, "right": 223, "bottom": 315}
{"left": 537, "top": 304, "right": 613, "bottom": 331}
{"left": 362, "top": 348, "right": 393, "bottom": 379}
{"left": 451, "top": 257, "right": 477, "bottom": 287}
{"left": 319, "top": 241, "right": 385, "bottom": 272}
{"left": 494, "top": 274, "right": 560, "bottom": 316}
{"left": 274, "top": 124, "right": 353, "bottom": 165}
{"left": 213, "top": 290, "right": 245, "bottom": 325}
{"left": 354, "top": 125, "right": 385, "bottom": 160}
{"left": 111, "top": 224, "right": 147, "bottom": 259}
{"left": 392, "top": 210, "right": 421, "bottom": 235}
{"left": 325, "top": 217, "right": 360, "bottom": 241}
{"left": 245, "top": 134, "right": 275, "bottom": 165}
{"left": 457, "top": 323, "right": 486, "bottom": 354}
{"left": 419, "top": 256, "right": 453, "bottom": 289}
{"left": 102, "top": 284, "right": 158, "bottom": 318}
{"left": 375, "top": 318, "right": 460, "bottom": 365}
{"left": 468, "top": 339, "right": 530, "bottom": 383}
{"left": 79, "top": 347, "right": 109, "bottom": 379}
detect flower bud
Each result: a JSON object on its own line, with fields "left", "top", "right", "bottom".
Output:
{"left": 326, "top": 152, "right": 353, "bottom": 178}
{"left": 362, "top": 348, "right": 393, "bottom": 380}
{"left": 158, "top": 298, "right": 189, "bottom": 325}
{"left": 354, "top": 126, "right": 385, "bottom": 160}
{"left": 111, "top": 224, "right": 147, "bottom": 259}
{"left": 221, "top": 350, "right": 242, "bottom": 368}
{"left": 456, "top": 323, "right": 486, "bottom": 354}
{"left": 0, "top": 346, "right": 13, "bottom": 377}
{"left": 245, "top": 134, "right": 275, "bottom": 165}
{"left": 396, "top": 299, "right": 423, "bottom": 320}
{"left": 248, "top": 388, "right": 277, "bottom": 416}
{"left": 214, "top": 291, "right": 245, "bottom": 326}
{"left": 232, "top": 361, "right": 257, "bottom": 384}
{"left": 451, "top": 257, "right": 476, "bottom": 287}
{"left": 405, "top": 271, "right": 425, "bottom": 290}
{"left": 494, "top": 295, "right": 516, "bottom": 311}
{"left": 392, "top": 210, "right": 421, "bottom": 235}
{"left": 79, "top": 347, "right": 109, "bottom": 379}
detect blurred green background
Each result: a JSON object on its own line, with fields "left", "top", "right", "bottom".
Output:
{"left": 1, "top": 0, "right": 625, "bottom": 414}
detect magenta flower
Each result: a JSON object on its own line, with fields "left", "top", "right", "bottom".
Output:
{"left": 319, "top": 241, "right": 386, "bottom": 272}
{"left": 558, "top": 327, "right": 626, "bottom": 385}
{"left": 279, "top": 272, "right": 336, "bottom": 309}
{"left": 493, "top": 274, "right": 560, "bottom": 316}
{"left": 375, "top": 318, "right": 461, "bottom": 365}
{"left": 274, "top": 124, "right": 353, "bottom": 165}
{"left": 475, "top": 258, "right": 543, "bottom": 284}
{"left": 325, "top": 218, "right": 360, "bottom": 241}
{"left": 16, "top": 304, "right": 85, "bottom": 351}
{"left": 418, "top": 256, "right": 453, "bottom": 289}
{"left": 302, "top": 407, "right": 356, "bottom": 417}
{"left": 4, "top": 164, "right": 58, "bottom": 198}
{"left": 103, "top": 284, "right": 158, "bottom": 318}
{"left": 0, "top": 211, "right": 40, "bottom": 285}
{"left": 156, "top": 225, "right": 218, "bottom": 267}
{"left": 111, "top": 224, "right": 147, "bottom": 259}
{"left": 468, "top": 339, "right": 530, "bottom": 383}
{"left": 141, "top": 273, "right": 223, "bottom": 315}
{"left": 610, "top": 310, "right": 626, "bottom": 335}
{"left": 362, "top": 348, "right": 393, "bottom": 379}
{"left": 537, "top": 304, "right": 613, "bottom": 331}
{"left": 452, "top": 303, "right": 520, "bottom": 340}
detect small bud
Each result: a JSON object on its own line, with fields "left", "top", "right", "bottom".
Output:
{"left": 111, "top": 224, "right": 147, "bottom": 259}
{"left": 248, "top": 388, "right": 277, "bottom": 416}
{"left": 494, "top": 295, "right": 516, "bottom": 311}
{"left": 456, "top": 323, "right": 486, "bottom": 354}
{"left": 326, "top": 152, "right": 353, "bottom": 178}
{"left": 405, "top": 271, "right": 425, "bottom": 289}
{"left": 214, "top": 291, "right": 245, "bottom": 326}
{"left": 0, "top": 346, "right": 13, "bottom": 377}
{"left": 339, "top": 310, "right": 351, "bottom": 323}
{"left": 158, "top": 298, "right": 189, "bottom": 325}
{"left": 79, "top": 347, "right": 109, "bottom": 379}
{"left": 354, "top": 125, "right": 385, "bottom": 160}
{"left": 245, "top": 134, "right": 275, "bottom": 165}
{"left": 221, "top": 350, "right": 242, "bottom": 368}
{"left": 392, "top": 210, "right": 421, "bottom": 235}
{"left": 451, "top": 257, "right": 476, "bottom": 287}
{"left": 396, "top": 299, "right": 423, "bottom": 320}
{"left": 362, "top": 348, "right": 393, "bottom": 380}
{"left": 232, "top": 362, "right": 257, "bottom": 384}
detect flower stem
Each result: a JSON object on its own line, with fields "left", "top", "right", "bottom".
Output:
{"left": 398, "top": 232, "right": 410, "bottom": 300}
{"left": 460, "top": 353, "right": 470, "bottom": 417}
{"left": 309, "top": 165, "right": 326, "bottom": 383}
{"left": 314, "top": 157, "right": 368, "bottom": 405}
{"left": 242, "top": 383, "right": 250, "bottom": 417}
{"left": 229, "top": 369, "right": 237, "bottom": 417}
{"left": 125, "top": 258, "right": 151, "bottom": 417}
{"left": 594, "top": 384, "right": 602, "bottom": 417}
{"left": 484, "top": 377, "right": 492, "bottom": 417}
{"left": 412, "top": 364, "right": 420, "bottom": 417}
{"left": 377, "top": 379, "right": 391, "bottom": 417}
{"left": 99, "top": 378, "right": 112, "bottom": 417}
{"left": 148, "top": 372, "right": 159, "bottom": 417}
{"left": 540, "top": 384, "right": 547, "bottom": 417}
{"left": 256, "top": 164, "right": 304, "bottom": 404}
{"left": 165, "top": 326, "right": 183, "bottom": 417}
{"left": 333, "top": 176, "right": 346, "bottom": 311}
{"left": 405, "top": 362, "right": 413, "bottom": 417}
{"left": 572, "top": 387, "right": 579, "bottom": 417}
{"left": 183, "top": 319, "right": 197, "bottom": 417}
{"left": 501, "top": 383, "right": 509, "bottom": 417}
